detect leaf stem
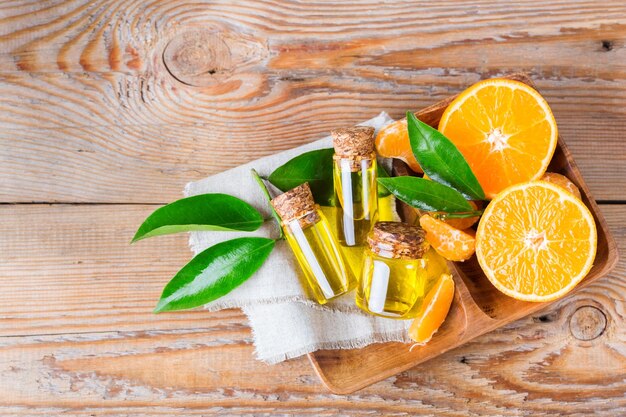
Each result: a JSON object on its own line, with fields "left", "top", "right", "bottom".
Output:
{"left": 251, "top": 169, "right": 284, "bottom": 239}
{"left": 432, "top": 210, "right": 484, "bottom": 220}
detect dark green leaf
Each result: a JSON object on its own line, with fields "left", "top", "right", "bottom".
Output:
{"left": 268, "top": 148, "right": 336, "bottom": 205}
{"left": 407, "top": 112, "right": 485, "bottom": 200}
{"left": 268, "top": 148, "right": 390, "bottom": 206}
{"left": 154, "top": 237, "right": 275, "bottom": 313}
{"left": 132, "top": 194, "right": 264, "bottom": 242}
{"left": 378, "top": 177, "right": 474, "bottom": 213}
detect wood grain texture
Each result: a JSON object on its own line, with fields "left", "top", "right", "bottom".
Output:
{"left": 0, "top": 0, "right": 625, "bottom": 203}
{"left": 1, "top": 0, "right": 625, "bottom": 414}
{"left": 0, "top": 204, "right": 221, "bottom": 336}
{"left": 0, "top": 204, "right": 623, "bottom": 415}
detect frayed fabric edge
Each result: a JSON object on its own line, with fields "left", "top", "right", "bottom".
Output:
{"left": 202, "top": 296, "right": 373, "bottom": 315}
{"left": 202, "top": 296, "right": 313, "bottom": 312}
{"left": 254, "top": 330, "right": 413, "bottom": 364}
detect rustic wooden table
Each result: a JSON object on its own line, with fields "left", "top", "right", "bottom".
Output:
{"left": 1, "top": 1, "right": 624, "bottom": 415}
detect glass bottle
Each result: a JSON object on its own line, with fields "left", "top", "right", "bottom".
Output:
{"left": 331, "top": 126, "right": 379, "bottom": 247}
{"left": 271, "top": 182, "right": 356, "bottom": 304}
{"left": 356, "top": 221, "right": 448, "bottom": 319}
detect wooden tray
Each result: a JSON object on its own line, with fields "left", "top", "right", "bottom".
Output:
{"left": 307, "top": 74, "right": 619, "bottom": 394}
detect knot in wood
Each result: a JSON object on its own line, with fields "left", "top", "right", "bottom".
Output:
{"left": 163, "top": 27, "right": 267, "bottom": 87}
{"left": 163, "top": 29, "right": 231, "bottom": 86}
{"left": 569, "top": 305, "right": 606, "bottom": 341}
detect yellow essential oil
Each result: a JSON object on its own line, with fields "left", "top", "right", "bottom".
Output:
{"left": 356, "top": 222, "right": 446, "bottom": 319}
{"left": 271, "top": 183, "right": 356, "bottom": 305}
{"left": 376, "top": 194, "right": 399, "bottom": 223}
{"left": 333, "top": 157, "right": 378, "bottom": 246}
{"left": 337, "top": 243, "right": 366, "bottom": 278}
{"left": 358, "top": 252, "right": 426, "bottom": 317}
{"left": 331, "top": 127, "right": 379, "bottom": 247}
{"left": 284, "top": 211, "right": 356, "bottom": 304}
{"left": 321, "top": 194, "right": 397, "bottom": 279}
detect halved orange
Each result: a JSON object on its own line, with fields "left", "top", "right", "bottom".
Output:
{"left": 439, "top": 79, "right": 558, "bottom": 199}
{"left": 476, "top": 181, "right": 597, "bottom": 302}
{"left": 408, "top": 273, "right": 455, "bottom": 344}
{"left": 375, "top": 119, "right": 423, "bottom": 173}
{"left": 419, "top": 214, "right": 476, "bottom": 262}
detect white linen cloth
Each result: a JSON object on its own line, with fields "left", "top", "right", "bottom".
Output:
{"left": 184, "top": 112, "right": 412, "bottom": 363}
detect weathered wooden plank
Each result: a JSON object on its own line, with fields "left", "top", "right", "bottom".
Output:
{"left": 1, "top": 0, "right": 625, "bottom": 413}
{"left": 0, "top": 201, "right": 623, "bottom": 336}
{"left": 0, "top": 317, "right": 623, "bottom": 416}
{"left": 0, "top": 204, "right": 222, "bottom": 336}
{"left": 0, "top": 204, "right": 623, "bottom": 415}
{"left": 0, "top": 1, "right": 625, "bottom": 203}
{"left": 0, "top": 207, "right": 622, "bottom": 415}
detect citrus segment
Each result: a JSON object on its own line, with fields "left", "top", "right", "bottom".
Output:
{"left": 375, "top": 119, "right": 423, "bottom": 173}
{"left": 476, "top": 181, "right": 596, "bottom": 302}
{"left": 439, "top": 79, "right": 558, "bottom": 199}
{"left": 541, "top": 172, "right": 581, "bottom": 199}
{"left": 408, "top": 273, "right": 455, "bottom": 344}
{"left": 419, "top": 214, "right": 476, "bottom": 262}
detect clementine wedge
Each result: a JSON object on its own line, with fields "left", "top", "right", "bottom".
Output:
{"left": 439, "top": 79, "right": 558, "bottom": 199}
{"left": 408, "top": 273, "right": 455, "bottom": 344}
{"left": 419, "top": 214, "right": 476, "bottom": 262}
{"left": 476, "top": 181, "right": 597, "bottom": 302}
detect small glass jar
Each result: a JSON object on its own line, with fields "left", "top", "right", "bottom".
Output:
{"left": 356, "top": 221, "right": 447, "bottom": 319}
{"left": 271, "top": 182, "right": 356, "bottom": 304}
{"left": 331, "top": 126, "right": 379, "bottom": 247}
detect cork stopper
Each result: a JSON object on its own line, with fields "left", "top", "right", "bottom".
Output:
{"left": 331, "top": 126, "right": 376, "bottom": 158}
{"left": 270, "top": 183, "right": 320, "bottom": 228}
{"left": 367, "top": 221, "right": 429, "bottom": 259}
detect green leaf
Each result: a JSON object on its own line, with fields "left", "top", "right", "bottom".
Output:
{"left": 269, "top": 148, "right": 336, "bottom": 206}
{"left": 407, "top": 112, "right": 485, "bottom": 200}
{"left": 378, "top": 177, "right": 474, "bottom": 213}
{"left": 154, "top": 237, "right": 275, "bottom": 313}
{"left": 132, "top": 194, "right": 264, "bottom": 242}
{"left": 268, "top": 148, "right": 390, "bottom": 206}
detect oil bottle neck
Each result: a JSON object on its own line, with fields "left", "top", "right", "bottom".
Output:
{"left": 333, "top": 152, "right": 376, "bottom": 172}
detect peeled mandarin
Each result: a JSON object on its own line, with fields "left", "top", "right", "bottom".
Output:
{"left": 375, "top": 119, "right": 423, "bottom": 173}
{"left": 408, "top": 273, "right": 455, "bottom": 344}
{"left": 419, "top": 214, "right": 476, "bottom": 262}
